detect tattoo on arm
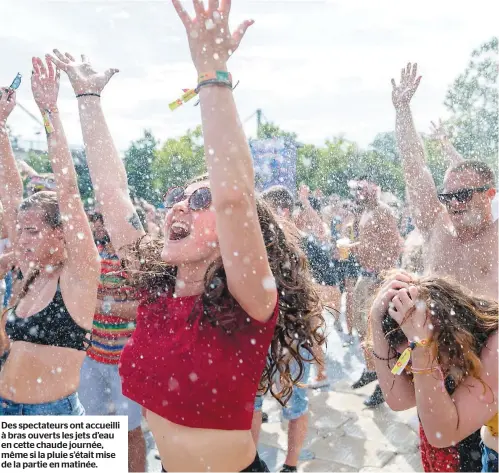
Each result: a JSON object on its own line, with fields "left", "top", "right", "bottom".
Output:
{"left": 127, "top": 213, "right": 142, "bottom": 231}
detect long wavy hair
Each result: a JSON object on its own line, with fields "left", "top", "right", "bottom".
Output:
{"left": 376, "top": 272, "right": 498, "bottom": 393}
{"left": 120, "top": 175, "right": 326, "bottom": 405}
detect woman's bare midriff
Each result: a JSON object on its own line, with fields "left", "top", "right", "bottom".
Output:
{"left": 146, "top": 410, "right": 256, "bottom": 472}
{"left": 0, "top": 341, "right": 84, "bottom": 403}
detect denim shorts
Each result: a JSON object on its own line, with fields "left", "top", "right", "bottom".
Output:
{"left": 254, "top": 348, "right": 311, "bottom": 421}
{"left": 482, "top": 444, "right": 498, "bottom": 472}
{"left": 0, "top": 392, "right": 85, "bottom": 416}
{"left": 78, "top": 356, "right": 142, "bottom": 431}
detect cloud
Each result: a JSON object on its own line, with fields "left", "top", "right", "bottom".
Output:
{"left": 1, "top": 0, "right": 496, "bottom": 153}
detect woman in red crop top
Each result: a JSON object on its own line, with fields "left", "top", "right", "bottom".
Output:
{"left": 0, "top": 58, "right": 100, "bottom": 414}
{"left": 51, "top": 1, "right": 325, "bottom": 470}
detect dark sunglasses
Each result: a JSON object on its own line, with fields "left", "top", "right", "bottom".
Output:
{"left": 163, "top": 186, "right": 212, "bottom": 211}
{"left": 437, "top": 186, "right": 490, "bottom": 205}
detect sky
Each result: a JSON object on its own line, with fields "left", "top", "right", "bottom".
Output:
{"left": 1, "top": 0, "right": 497, "bottom": 154}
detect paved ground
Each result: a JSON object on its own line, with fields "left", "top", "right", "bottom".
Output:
{"left": 145, "top": 310, "right": 423, "bottom": 472}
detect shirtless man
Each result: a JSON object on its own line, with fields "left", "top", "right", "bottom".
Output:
{"left": 392, "top": 62, "right": 498, "bottom": 468}
{"left": 347, "top": 176, "right": 402, "bottom": 407}
{"left": 392, "top": 63, "right": 497, "bottom": 302}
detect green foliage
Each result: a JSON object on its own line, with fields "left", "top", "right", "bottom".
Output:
{"left": 72, "top": 150, "right": 94, "bottom": 206}
{"left": 152, "top": 125, "right": 207, "bottom": 195}
{"left": 124, "top": 130, "right": 159, "bottom": 204}
{"left": 445, "top": 37, "right": 498, "bottom": 169}
{"left": 25, "top": 151, "right": 52, "bottom": 174}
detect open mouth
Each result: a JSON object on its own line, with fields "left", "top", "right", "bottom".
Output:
{"left": 450, "top": 209, "right": 466, "bottom": 215}
{"left": 168, "top": 222, "right": 191, "bottom": 241}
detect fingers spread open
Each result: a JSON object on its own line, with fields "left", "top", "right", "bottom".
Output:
{"left": 46, "top": 54, "right": 67, "bottom": 71}
{"left": 53, "top": 49, "right": 70, "bottom": 64}
{"left": 172, "top": 0, "right": 192, "bottom": 28}
{"left": 65, "top": 52, "right": 76, "bottom": 62}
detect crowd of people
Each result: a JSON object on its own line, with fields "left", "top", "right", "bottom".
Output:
{"left": 0, "top": 1, "right": 497, "bottom": 472}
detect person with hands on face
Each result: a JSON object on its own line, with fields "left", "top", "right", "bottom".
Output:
{"left": 49, "top": 1, "right": 324, "bottom": 472}
{"left": 0, "top": 57, "right": 99, "bottom": 415}
{"left": 370, "top": 271, "right": 498, "bottom": 472}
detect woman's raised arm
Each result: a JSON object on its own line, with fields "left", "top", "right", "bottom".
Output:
{"left": 31, "top": 56, "right": 100, "bottom": 314}
{"left": 173, "top": 0, "right": 276, "bottom": 322}
{"left": 0, "top": 88, "right": 23, "bottom": 246}
{"left": 47, "top": 51, "right": 145, "bottom": 257}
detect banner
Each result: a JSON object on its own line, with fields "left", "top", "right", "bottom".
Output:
{"left": 249, "top": 138, "right": 297, "bottom": 194}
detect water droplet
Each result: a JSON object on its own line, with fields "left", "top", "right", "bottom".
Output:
{"left": 77, "top": 232, "right": 85, "bottom": 240}
{"left": 212, "top": 388, "right": 217, "bottom": 394}
{"left": 262, "top": 276, "right": 276, "bottom": 291}
{"left": 205, "top": 18, "right": 215, "bottom": 30}
{"left": 436, "top": 431, "right": 442, "bottom": 439}
{"left": 190, "top": 30, "right": 199, "bottom": 39}
{"left": 56, "top": 367, "right": 62, "bottom": 373}
{"left": 250, "top": 339, "right": 256, "bottom": 345}
{"left": 37, "top": 377, "right": 42, "bottom": 384}
{"left": 45, "top": 265, "right": 54, "bottom": 273}
{"left": 62, "top": 167, "right": 68, "bottom": 175}
{"left": 189, "top": 372, "right": 198, "bottom": 382}
{"left": 213, "top": 53, "right": 220, "bottom": 60}
{"left": 168, "top": 377, "right": 179, "bottom": 391}
{"left": 215, "top": 37, "right": 223, "bottom": 45}
{"left": 208, "top": 147, "right": 215, "bottom": 155}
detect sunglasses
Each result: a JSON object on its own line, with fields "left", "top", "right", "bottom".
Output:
{"left": 163, "top": 186, "right": 212, "bottom": 211}
{"left": 437, "top": 186, "right": 490, "bottom": 205}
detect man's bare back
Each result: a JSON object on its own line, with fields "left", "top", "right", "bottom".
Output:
{"left": 355, "top": 202, "right": 402, "bottom": 273}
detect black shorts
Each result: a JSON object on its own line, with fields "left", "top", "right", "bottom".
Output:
{"left": 161, "top": 453, "right": 269, "bottom": 472}
{"left": 334, "top": 256, "right": 361, "bottom": 291}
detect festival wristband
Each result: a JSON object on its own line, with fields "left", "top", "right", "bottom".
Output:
{"left": 198, "top": 71, "right": 232, "bottom": 85}
{"left": 76, "top": 93, "right": 101, "bottom": 98}
{"left": 411, "top": 365, "right": 445, "bottom": 392}
{"left": 41, "top": 107, "right": 58, "bottom": 134}
{"left": 391, "top": 339, "right": 430, "bottom": 375}
{"left": 169, "top": 72, "right": 235, "bottom": 112}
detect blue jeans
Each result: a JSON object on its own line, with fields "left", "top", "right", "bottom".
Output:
{"left": 254, "top": 347, "right": 311, "bottom": 420}
{"left": 79, "top": 356, "right": 142, "bottom": 430}
{"left": 0, "top": 392, "right": 85, "bottom": 416}
{"left": 482, "top": 444, "right": 498, "bottom": 472}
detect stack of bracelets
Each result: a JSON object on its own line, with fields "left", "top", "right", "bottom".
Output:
{"left": 169, "top": 70, "right": 234, "bottom": 111}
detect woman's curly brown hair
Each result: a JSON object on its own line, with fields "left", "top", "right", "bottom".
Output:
{"left": 377, "top": 271, "right": 498, "bottom": 393}
{"left": 120, "top": 175, "right": 326, "bottom": 405}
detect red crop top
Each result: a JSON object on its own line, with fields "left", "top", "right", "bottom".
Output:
{"left": 119, "top": 293, "right": 278, "bottom": 430}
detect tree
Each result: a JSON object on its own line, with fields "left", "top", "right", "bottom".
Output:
{"left": 25, "top": 151, "right": 52, "bottom": 174}
{"left": 72, "top": 149, "right": 94, "bottom": 206}
{"left": 153, "top": 126, "right": 207, "bottom": 195}
{"left": 369, "top": 132, "right": 400, "bottom": 163}
{"left": 258, "top": 122, "right": 298, "bottom": 142}
{"left": 124, "top": 130, "right": 159, "bottom": 204}
{"left": 444, "top": 37, "right": 498, "bottom": 169}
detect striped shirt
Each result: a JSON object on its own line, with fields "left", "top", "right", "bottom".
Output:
{"left": 87, "top": 246, "right": 137, "bottom": 365}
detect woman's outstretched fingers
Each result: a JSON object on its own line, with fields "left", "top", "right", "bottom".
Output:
{"left": 104, "top": 68, "right": 119, "bottom": 81}
{"left": 65, "top": 52, "right": 75, "bottom": 62}
{"left": 221, "top": 0, "right": 231, "bottom": 13}
{"left": 32, "top": 57, "right": 41, "bottom": 76}
{"left": 232, "top": 19, "right": 254, "bottom": 46}
{"left": 208, "top": 0, "right": 219, "bottom": 12}
{"left": 53, "top": 49, "right": 69, "bottom": 64}
{"left": 172, "top": 0, "right": 192, "bottom": 28}
{"left": 46, "top": 57, "right": 55, "bottom": 79}
{"left": 47, "top": 53, "right": 67, "bottom": 71}
{"left": 193, "top": 0, "right": 207, "bottom": 18}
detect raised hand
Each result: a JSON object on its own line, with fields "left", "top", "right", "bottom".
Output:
{"left": 429, "top": 118, "right": 449, "bottom": 141}
{"left": 46, "top": 50, "right": 118, "bottom": 96}
{"left": 172, "top": 0, "right": 254, "bottom": 73}
{"left": 31, "top": 57, "right": 60, "bottom": 110}
{"left": 0, "top": 87, "right": 16, "bottom": 124}
{"left": 391, "top": 62, "right": 421, "bottom": 110}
